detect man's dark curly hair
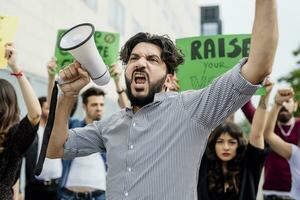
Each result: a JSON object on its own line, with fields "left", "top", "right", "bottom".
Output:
{"left": 205, "top": 122, "right": 247, "bottom": 195}
{"left": 120, "top": 32, "right": 184, "bottom": 75}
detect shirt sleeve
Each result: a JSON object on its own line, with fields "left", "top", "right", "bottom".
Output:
{"left": 63, "top": 121, "right": 105, "bottom": 160}
{"left": 12, "top": 115, "right": 39, "bottom": 156}
{"left": 246, "top": 143, "right": 268, "bottom": 170}
{"left": 181, "top": 58, "right": 259, "bottom": 130}
{"left": 241, "top": 100, "right": 256, "bottom": 123}
{"left": 288, "top": 144, "right": 300, "bottom": 166}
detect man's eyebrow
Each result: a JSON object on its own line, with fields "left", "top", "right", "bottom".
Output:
{"left": 130, "top": 53, "right": 161, "bottom": 57}
{"left": 130, "top": 53, "right": 140, "bottom": 57}
{"left": 148, "top": 54, "right": 160, "bottom": 58}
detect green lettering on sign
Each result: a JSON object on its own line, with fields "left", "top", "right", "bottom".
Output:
{"left": 176, "top": 34, "right": 265, "bottom": 95}
{"left": 54, "top": 29, "right": 120, "bottom": 74}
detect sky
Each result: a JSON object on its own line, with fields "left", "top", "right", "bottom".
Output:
{"left": 198, "top": 0, "right": 300, "bottom": 122}
{"left": 198, "top": 0, "right": 300, "bottom": 81}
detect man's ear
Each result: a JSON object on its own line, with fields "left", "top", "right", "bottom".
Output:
{"left": 164, "top": 74, "right": 173, "bottom": 90}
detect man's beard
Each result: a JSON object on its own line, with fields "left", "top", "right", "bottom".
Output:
{"left": 277, "top": 108, "right": 293, "bottom": 123}
{"left": 125, "top": 74, "right": 167, "bottom": 107}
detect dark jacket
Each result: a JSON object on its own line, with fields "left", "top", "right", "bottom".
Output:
{"left": 0, "top": 116, "right": 38, "bottom": 200}
{"left": 197, "top": 144, "right": 268, "bottom": 200}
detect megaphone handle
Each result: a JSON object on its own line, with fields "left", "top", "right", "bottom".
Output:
{"left": 56, "top": 76, "right": 64, "bottom": 85}
{"left": 56, "top": 76, "right": 74, "bottom": 85}
{"left": 35, "top": 82, "right": 58, "bottom": 175}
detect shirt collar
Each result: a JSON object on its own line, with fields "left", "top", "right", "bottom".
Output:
{"left": 153, "top": 91, "right": 178, "bottom": 102}
{"left": 125, "top": 91, "right": 178, "bottom": 115}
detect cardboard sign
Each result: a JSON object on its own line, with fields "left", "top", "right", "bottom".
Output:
{"left": 176, "top": 34, "right": 265, "bottom": 95}
{"left": 54, "top": 30, "right": 119, "bottom": 74}
{"left": 0, "top": 16, "right": 19, "bottom": 68}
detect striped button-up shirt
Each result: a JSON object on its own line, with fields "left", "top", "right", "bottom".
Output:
{"left": 64, "top": 58, "right": 259, "bottom": 200}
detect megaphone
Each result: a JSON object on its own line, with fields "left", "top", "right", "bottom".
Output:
{"left": 57, "top": 23, "right": 110, "bottom": 86}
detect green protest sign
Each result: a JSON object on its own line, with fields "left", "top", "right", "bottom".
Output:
{"left": 176, "top": 34, "right": 265, "bottom": 95}
{"left": 54, "top": 30, "right": 119, "bottom": 74}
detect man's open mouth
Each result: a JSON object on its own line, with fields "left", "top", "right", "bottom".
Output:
{"left": 133, "top": 72, "right": 147, "bottom": 84}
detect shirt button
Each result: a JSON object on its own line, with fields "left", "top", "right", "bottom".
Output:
{"left": 129, "top": 145, "right": 134, "bottom": 150}
{"left": 124, "top": 192, "right": 129, "bottom": 196}
{"left": 133, "top": 122, "right": 136, "bottom": 127}
{"left": 127, "top": 167, "right": 132, "bottom": 172}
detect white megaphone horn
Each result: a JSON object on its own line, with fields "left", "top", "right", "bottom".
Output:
{"left": 57, "top": 23, "right": 110, "bottom": 86}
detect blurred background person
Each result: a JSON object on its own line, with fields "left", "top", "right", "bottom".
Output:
{"left": 241, "top": 85, "right": 299, "bottom": 199}
{"left": 60, "top": 87, "right": 107, "bottom": 200}
{"left": 24, "top": 96, "right": 62, "bottom": 200}
{"left": 264, "top": 88, "right": 299, "bottom": 200}
{"left": 0, "top": 42, "right": 41, "bottom": 199}
{"left": 198, "top": 80, "right": 273, "bottom": 200}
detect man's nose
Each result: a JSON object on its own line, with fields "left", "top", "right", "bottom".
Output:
{"left": 135, "top": 57, "right": 147, "bottom": 69}
{"left": 282, "top": 102, "right": 288, "bottom": 108}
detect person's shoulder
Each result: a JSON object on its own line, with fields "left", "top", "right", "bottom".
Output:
{"left": 179, "top": 89, "right": 205, "bottom": 98}
{"left": 99, "top": 109, "right": 127, "bottom": 125}
{"left": 294, "top": 117, "right": 300, "bottom": 124}
{"left": 69, "top": 118, "right": 84, "bottom": 128}
{"left": 245, "top": 143, "right": 268, "bottom": 161}
{"left": 291, "top": 144, "right": 300, "bottom": 155}
{"left": 288, "top": 144, "right": 300, "bottom": 165}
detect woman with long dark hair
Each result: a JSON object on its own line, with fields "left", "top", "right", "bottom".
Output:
{"left": 197, "top": 80, "right": 272, "bottom": 200}
{"left": 0, "top": 43, "right": 41, "bottom": 199}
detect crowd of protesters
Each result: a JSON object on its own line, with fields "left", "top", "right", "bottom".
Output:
{"left": 1, "top": 0, "right": 300, "bottom": 200}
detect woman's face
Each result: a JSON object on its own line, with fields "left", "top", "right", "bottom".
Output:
{"left": 215, "top": 132, "right": 238, "bottom": 162}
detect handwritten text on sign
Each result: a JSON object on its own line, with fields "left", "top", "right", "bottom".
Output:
{"left": 54, "top": 30, "right": 119, "bottom": 74}
{"left": 176, "top": 34, "right": 265, "bottom": 95}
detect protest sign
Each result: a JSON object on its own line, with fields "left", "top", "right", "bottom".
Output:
{"left": 176, "top": 34, "right": 265, "bottom": 95}
{"left": 54, "top": 30, "right": 119, "bottom": 74}
{"left": 0, "top": 16, "right": 19, "bottom": 68}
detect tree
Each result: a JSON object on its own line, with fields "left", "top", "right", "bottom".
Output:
{"left": 278, "top": 45, "right": 300, "bottom": 116}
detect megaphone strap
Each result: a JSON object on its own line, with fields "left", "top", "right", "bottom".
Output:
{"left": 35, "top": 82, "right": 58, "bottom": 176}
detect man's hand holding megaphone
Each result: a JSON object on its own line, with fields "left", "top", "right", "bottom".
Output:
{"left": 35, "top": 23, "right": 110, "bottom": 176}
{"left": 58, "top": 61, "right": 90, "bottom": 96}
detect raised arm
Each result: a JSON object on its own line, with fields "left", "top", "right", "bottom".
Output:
{"left": 241, "top": 0, "right": 278, "bottom": 84}
{"left": 249, "top": 79, "right": 273, "bottom": 148}
{"left": 263, "top": 88, "right": 294, "bottom": 159}
{"left": 4, "top": 43, "right": 41, "bottom": 126}
{"left": 46, "top": 57, "right": 57, "bottom": 107}
{"left": 110, "top": 63, "right": 130, "bottom": 109}
{"left": 47, "top": 61, "right": 90, "bottom": 158}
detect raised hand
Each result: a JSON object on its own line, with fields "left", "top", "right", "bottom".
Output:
{"left": 4, "top": 42, "right": 20, "bottom": 72}
{"left": 275, "top": 88, "right": 294, "bottom": 106}
{"left": 59, "top": 61, "right": 90, "bottom": 96}
{"left": 110, "top": 63, "right": 122, "bottom": 81}
{"left": 47, "top": 57, "right": 57, "bottom": 76}
{"left": 262, "top": 77, "right": 274, "bottom": 95}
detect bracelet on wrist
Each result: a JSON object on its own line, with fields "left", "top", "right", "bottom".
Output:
{"left": 117, "top": 89, "right": 125, "bottom": 94}
{"left": 10, "top": 71, "right": 23, "bottom": 77}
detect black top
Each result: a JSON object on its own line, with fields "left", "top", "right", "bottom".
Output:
{"left": 197, "top": 143, "right": 268, "bottom": 200}
{"left": 0, "top": 116, "right": 38, "bottom": 200}
{"left": 24, "top": 134, "right": 39, "bottom": 184}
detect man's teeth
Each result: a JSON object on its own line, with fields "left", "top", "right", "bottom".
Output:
{"left": 135, "top": 73, "right": 145, "bottom": 78}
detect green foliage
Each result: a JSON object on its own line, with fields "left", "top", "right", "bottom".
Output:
{"left": 278, "top": 46, "right": 300, "bottom": 116}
